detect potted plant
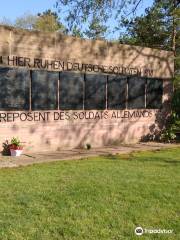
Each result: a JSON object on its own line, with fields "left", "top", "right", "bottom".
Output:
{"left": 9, "top": 137, "right": 23, "bottom": 157}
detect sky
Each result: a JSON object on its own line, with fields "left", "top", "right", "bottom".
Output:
{"left": 0, "top": 0, "right": 154, "bottom": 21}
{"left": 0, "top": 0, "right": 154, "bottom": 39}
{"left": 0, "top": 0, "right": 55, "bottom": 22}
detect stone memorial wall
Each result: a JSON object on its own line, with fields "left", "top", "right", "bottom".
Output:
{"left": 0, "top": 25, "right": 174, "bottom": 151}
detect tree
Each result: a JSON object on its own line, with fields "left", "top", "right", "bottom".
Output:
{"left": 118, "top": 0, "right": 180, "bottom": 86}
{"left": 55, "top": 0, "right": 144, "bottom": 38}
{"left": 0, "top": 10, "right": 66, "bottom": 33}
{"left": 0, "top": 17, "right": 13, "bottom": 26}
{"left": 34, "top": 9, "right": 66, "bottom": 33}
{"left": 119, "top": 0, "right": 177, "bottom": 50}
{"left": 84, "top": 15, "right": 107, "bottom": 39}
{"left": 14, "top": 13, "right": 37, "bottom": 30}
{"left": 118, "top": 0, "right": 180, "bottom": 141}
{"left": 71, "top": 25, "right": 83, "bottom": 38}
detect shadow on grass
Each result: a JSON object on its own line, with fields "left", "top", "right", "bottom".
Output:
{"left": 164, "top": 160, "right": 180, "bottom": 164}
{"left": 101, "top": 148, "right": 180, "bottom": 165}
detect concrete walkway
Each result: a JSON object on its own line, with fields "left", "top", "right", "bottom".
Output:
{"left": 0, "top": 142, "right": 179, "bottom": 168}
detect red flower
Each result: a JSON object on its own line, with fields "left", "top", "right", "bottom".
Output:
{"left": 9, "top": 144, "right": 23, "bottom": 150}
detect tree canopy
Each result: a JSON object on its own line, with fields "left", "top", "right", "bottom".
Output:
{"left": 118, "top": 0, "right": 180, "bottom": 88}
{"left": 14, "top": 13, "right": 37, "bottom": 30}
{"left": 34, "top": 10, "right": 65, "bottom": 32}
{"left": 55, "top": 0, "right": 144, "bottom": 39}
{"left": 0, "top": 10, "right": 66, "bottom": 33}
{"left": 119, "top": 0, "right": 179, "bottom": 50}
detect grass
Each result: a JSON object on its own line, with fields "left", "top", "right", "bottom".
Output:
{"left": 0, "top": 148, "right": 179, "bottom": 240}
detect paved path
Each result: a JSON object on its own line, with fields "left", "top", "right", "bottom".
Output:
{"left": 0, "top": 142, "right": 179, "bottom": 168}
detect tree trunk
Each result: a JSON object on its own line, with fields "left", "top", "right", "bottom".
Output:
{"left": 172, "top": 0, "right": 177, "bottom": 56}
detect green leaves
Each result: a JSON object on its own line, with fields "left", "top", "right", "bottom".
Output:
{"left": 55, "top": 0, "right": 145, "bottom": 38}
{"left": 11, "top": 137, "right": 21, "bottom": 147}
{"left": 34, "top": 10, "right": 66, "bottom": 33}
{"left": 1, "top": 10, "right": 66, "bottom": 33}
{"left": 119, "top": 0, "right": 175, "bottom": 50}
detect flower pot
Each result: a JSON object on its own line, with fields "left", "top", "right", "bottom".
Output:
{"left": 10, "top": 149, "right": 23, "bottom": 157}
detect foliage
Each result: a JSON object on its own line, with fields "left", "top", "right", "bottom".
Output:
{"left": 118, "top": 0, "right": 180, "bottom": 84}
{"left": 11, "top": 137, "right": 21, "bottom": 146}
{"left": 71, "top": 25, "right": 83, "bottom": 37}
{"left": 0, "top": 17, "right": 13, "bottom": 26}
{"left": 84, "top": 15, "right": 108, "bottom": 39}
{"left": 118, "top": 0, "right": 180, "bottom": 142}
{"left": 9, "top": 137, "right": 23, "bottom": 150}
{"left": 1, "top": 10, "right": 66, "bottom": 33}
{"left": 119, "top": 0, "right": 178, "bottom": 50}
{"left": 0, "top": 148, "right": 179, "bottom": 239}
{"left": 174, "top": 5, "right": 180, "bottom": 89}
{"left": 1, "top": 137, "right": 23, "bottom": 155}
{"left": 160, "top": 127, "right": 177, "bottom": 142}
{"left": 160, "top": 90, "right": 180, "bottom": 142}
{"left": 34, "top": 9, "right": 66, "bottom": 33}
{"left": 172, "top": 88, "right": 180, "bottom": 117}
{"left": 55, "top": 0, "right": 144, "bottom": 38}
{"left": 14, "top": 13, "right": 37, "bottom": 30}
{"left": 1, "top": 140, "right": 11, "bottom": 156}
{"left": 118, "top": 0, "right": 180, "bottom": 94}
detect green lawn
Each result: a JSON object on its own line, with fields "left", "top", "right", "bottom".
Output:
{"left": 0, "top": 148, "right": 179, "bottom": 240}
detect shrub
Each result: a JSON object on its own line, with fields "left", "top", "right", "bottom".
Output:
{"left": 160, "top": 89, "right": 180, "bottom": 142}
{"left": 1, "top": 140, "right": 11, "bottom": 156}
